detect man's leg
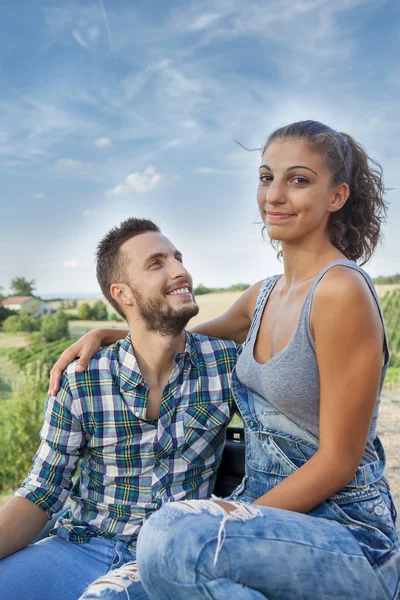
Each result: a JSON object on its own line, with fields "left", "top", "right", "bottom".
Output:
{"left": 0, "top": 535, "right": 121, "bottom": 600}
{"left": 79, "top": 561, "right": 149, "bottom": 600}
{"left": 137, "top": 500, "right": 396, "bottom": 600}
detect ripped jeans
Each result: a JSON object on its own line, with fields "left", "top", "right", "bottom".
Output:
{"left": 136, "top": 369, "right": 400, "bottom": 599}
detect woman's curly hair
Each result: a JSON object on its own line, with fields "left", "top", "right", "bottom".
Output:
{"left": 263, "top": 120, "right": 388, "bottom": 265}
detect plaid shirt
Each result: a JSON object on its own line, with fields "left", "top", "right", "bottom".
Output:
{"left": 16, "top": 333, "right": 238, "bottom": 548}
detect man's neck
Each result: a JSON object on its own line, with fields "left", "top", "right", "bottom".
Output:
{"left": 127, "top": 319, "right": 186, "bottom": 387}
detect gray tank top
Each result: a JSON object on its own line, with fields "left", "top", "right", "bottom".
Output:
{"left": 236, "top": 259, "right": 390, "bottom": 465}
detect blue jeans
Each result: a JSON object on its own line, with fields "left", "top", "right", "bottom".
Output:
{"left": 135, "top": 367, "right": 400, "bottom": 599}
{"left": 0, "top": 535, "right": 148, "bottom": 600}
{"left": 136, "top": 498, "right": 400, "bottom": 599}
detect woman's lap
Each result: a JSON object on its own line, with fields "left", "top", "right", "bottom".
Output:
{"left": 136, "top": 500, "right": 399, "bottom": 600}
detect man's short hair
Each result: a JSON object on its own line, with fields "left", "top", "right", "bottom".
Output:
{"left": 96, "top": 218, "right": 160, "bottom": 318}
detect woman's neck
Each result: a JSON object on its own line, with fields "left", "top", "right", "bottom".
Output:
{"left": 280, "top": 239, "right": 345, "bottom": 291}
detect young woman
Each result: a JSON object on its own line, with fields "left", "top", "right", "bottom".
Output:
{"left": 50, "top": 121, "right": 400, "bottom": 599}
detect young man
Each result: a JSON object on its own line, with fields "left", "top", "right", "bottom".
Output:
{"left": 0, "top": 219, "right": 238, "bottom": 600}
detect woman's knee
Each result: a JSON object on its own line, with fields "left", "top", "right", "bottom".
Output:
{"left": 137, "top": 501, "right": 224, "bottom": 583}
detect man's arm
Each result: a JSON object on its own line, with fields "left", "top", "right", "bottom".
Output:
{"left": 0, "top": 375, "right": 85, "bottom": 559}
{"left": 0, "top": 496, "right": 48, "bottom": 559}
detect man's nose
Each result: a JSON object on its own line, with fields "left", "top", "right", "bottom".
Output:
{"left": 170, "top": 259, "right": 188, "bottom": 279}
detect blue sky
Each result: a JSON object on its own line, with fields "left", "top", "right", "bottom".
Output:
{"left": 1, "top": 0, "right": 399, "bottom": 296}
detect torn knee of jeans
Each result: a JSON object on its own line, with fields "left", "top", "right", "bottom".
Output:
{"left": 81, "top": 562, "right": 140, "bottom": 597}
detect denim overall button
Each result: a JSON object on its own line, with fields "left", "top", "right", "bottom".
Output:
{"left": 249, "top": 421, "right": 254, "bottom": 427}
{"left": 373, "top": 505, "right": 384, "bottom": 516}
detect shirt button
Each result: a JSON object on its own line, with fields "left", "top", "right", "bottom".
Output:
{"left": 374, "top": 505, "right": 384, "bottom": 516}
{"left": 135, "top": 411, "right": 140, "bottom": 417}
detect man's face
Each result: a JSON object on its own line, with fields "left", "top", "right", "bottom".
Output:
{"left": 118, "top": 232, "right": 199, "bottom": 335}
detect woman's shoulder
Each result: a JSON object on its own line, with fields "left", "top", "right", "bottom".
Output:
{"left": 311, "top": 263, "right": 381, "bottom": 334}
{"left": 314, "top": 263, "right": 374, "bottom": 304}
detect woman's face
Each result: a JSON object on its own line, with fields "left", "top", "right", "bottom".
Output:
{"left": 257, "top": 139, "right": 347, "bottom": 247}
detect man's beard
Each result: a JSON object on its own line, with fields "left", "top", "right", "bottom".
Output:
{"left": 129, "top": 286, "right": 199, "bottom": 336}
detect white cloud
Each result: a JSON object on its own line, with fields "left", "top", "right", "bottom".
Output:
{"left": 39, "top": 261, "right": 59, "bottom": 269}
{"left": 72, "top": 29, "right": 89, "bottom": 49}
{"left": 194, "top": 167, "right": 239, "bottom": 175}
{"left": 33, "top": 193, "right": 45, "bottom": 199}
{"left": 106, "top": 166, "right": 163, "bottom": 196}
{"left": 190, "top": 12, "right": 224, "bottom": 31}
{"left": 64, "top": 259, "right": 84, "bottom": 268}
{"left": 56, "top": 158, "right": 83, "bottom": 169}
{"left": 94, "top": 137, "right": 112, "bottom": 148}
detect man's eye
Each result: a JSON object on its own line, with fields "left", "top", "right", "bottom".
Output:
{"left": 149, "top": 261, "right": 160, "bottom": 268}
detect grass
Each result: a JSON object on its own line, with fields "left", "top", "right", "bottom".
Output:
{"left": 0, "top": 332, "right": 30, "bottom": 349}
{"left": 0, "top": 352, "right": 19, "bottom": 401}
{"left": 69, "top": 319, "right": 124, "bottom": 338}
{"left": 375, "top": 284, "right": 400, "bottom": 298}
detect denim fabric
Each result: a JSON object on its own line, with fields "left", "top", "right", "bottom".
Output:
{"left": 136, "top": 368, "right": 400, "bottom": 599}
{"left": 0, "top": 535, "right": 148, "bottom": 600}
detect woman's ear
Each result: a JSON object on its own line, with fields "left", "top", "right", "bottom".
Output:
{"left": 330, "top": 182, "right": 350, "bottom": 213}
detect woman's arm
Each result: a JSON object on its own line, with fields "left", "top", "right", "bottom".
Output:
{"left": 222, "top": 267, "right": 383, "bottom": 514}
{"left": 189, "top": 281, "right": 263, "bottom": 342}
{"left": 49, "top": 282, "right": 264, "bottom": 395}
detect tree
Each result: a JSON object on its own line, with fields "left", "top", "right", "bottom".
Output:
{"left": 10, "top": 277, "right": 36, "bottom": 296}
{"left": 194, "top": 283, "right": 215, "bottom": 295}
{"left": 92, "top": 300, "right": 108, "bottom": 321}
{"left": 0, "top": 307, "right": 16, "bottom": 325}
{"left": 78, "top": 303, "right": 93, "bottom": 320}
{"left": 40, "top": 311, "right": 69, "bottom": 342}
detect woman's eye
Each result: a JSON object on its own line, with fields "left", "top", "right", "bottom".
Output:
{"left": 292, "top": 176, "right": 308, "bottom": 184}
{"left": 259, "top": 174, "right": 272, "bottom": 183}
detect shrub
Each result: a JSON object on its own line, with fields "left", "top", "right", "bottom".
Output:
{"left": 0, "top": 307, "right": 16, "bottom": 325}
{"left": 2, "top": 313, "right": 41, "bottom": 333}
{"left": 92, "top": 300, "right": 108, "bottom": 321}
{"left": 40, "top": 311, "right": 70, "bottom": 343}
{"left": 78, "top": 303, "right": 93, "bottom": 320}
{"left": 0, "top": 362, "right": 47, "bottom": 492}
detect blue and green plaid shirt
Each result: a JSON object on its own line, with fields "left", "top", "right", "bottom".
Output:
{"left": 16, "top": 333, "right": 238, "bottom": 548}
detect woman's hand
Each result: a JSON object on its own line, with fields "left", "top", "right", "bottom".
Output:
{"left": 49, "top": 330, "right": 103, "bottom": 396}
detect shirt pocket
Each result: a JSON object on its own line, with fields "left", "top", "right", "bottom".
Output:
{"left": 180, "top": 401, "right": 231, "bottom": 465}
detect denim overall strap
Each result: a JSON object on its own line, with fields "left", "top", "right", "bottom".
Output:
{"left": 244, "top": 275, "right": 281, "bottom": 348}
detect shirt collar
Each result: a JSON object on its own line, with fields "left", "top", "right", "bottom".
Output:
{"left": 118, "top": 331, "right": 199, "bottom": 392}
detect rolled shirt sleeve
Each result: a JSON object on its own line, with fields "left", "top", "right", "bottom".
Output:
{"left": 15, "top": 374, "right": 85, "bottom": 518}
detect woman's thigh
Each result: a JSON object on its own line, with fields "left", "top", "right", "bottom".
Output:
{"left": 137, "top": 500, "right": 396, "bottom": 600}
{"left": 0, "top": 535, "right": 116, "bottom": 600}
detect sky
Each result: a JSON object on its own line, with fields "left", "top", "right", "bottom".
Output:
{"left": 1, "top": 0, "right": 399, "bottom": 297}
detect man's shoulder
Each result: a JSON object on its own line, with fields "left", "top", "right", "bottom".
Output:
{"left": 64, "top": 340, "right": 122, "bottom": 384}
{"left": 189, "top": 332, "right": 238, "bottom": 362}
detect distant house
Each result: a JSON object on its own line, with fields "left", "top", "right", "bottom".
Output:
{"left": 2, "top": 296, "right": 52, "bottom": 317}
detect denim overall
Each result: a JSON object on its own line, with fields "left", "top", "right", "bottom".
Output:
{"left": 229, "top": 364, "right": 400, "bottom": 598}
{"left": 137, "top": 269, "right": 400, "bottom": 600}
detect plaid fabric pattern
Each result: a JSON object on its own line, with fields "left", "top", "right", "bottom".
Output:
{"left": 16, "top": 333, "right": 238, "bottom": 548}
